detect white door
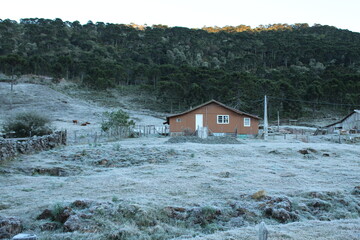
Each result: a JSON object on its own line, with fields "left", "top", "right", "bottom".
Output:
{"left": 195, "top": 114, "right": 203, "bottom": 130}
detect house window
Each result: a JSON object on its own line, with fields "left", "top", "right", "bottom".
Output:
{"left": 244, "top": 118, "right": 251, "bottom": 127}
{"left": 217, "top": 115, "right": 229, "bottom": 124}
{"left": 176, "top": 118, "right": 182, "bottom": 122}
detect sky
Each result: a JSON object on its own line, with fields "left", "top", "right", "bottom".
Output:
{"left": 1, "top": 0, "right": 360, "bottom": 32}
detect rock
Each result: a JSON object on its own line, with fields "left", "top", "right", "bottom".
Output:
{"left": 306, "top": 199, "right": 332, "bottom": 211}
{"left": 0, "top": 216, "right": 22, "bottom": 238}
{"left": 0, "top": 229, "right": 10, "bottom": 239}
{"left": 36, "top": 209, "right": 53, "bottom": 220}
{"left": 0, "top": 131, "right": 66, "bottom": 161}
{"left": 298, "top": 149, "right": 309, "bottom": 155}
{"left": 58, "top": 207, "right": 73, "bottom": 224}
{"left": 71, "top": 200, "right": 93, "bottom": 209}
{"left": 12, "top": 233, "right": 37, "bottom": 240}
{"left": 96, "top": 159, "right": 109, "bottom": 166}
{"left": 271, "top": 208, "right": 291, "bottom": 223}
{"left": 297, "top": 203, "right": 310, "bottom": 212}
{"left": 351, "top": 186, "right": 360, "bottom": 195}
{"left": 63, "top": 215, "right": 81, "bottom": 232}
{"left": 265, "top": 208, "right": 298, "bottom": 223}
{"left": 267, "top": 196, "right": 292, "bottom": 211}
{"left": 40, "top": 222, "right": 59, "bottom": 231}
{"left": 263, "top": 196, "right": 298, "bottom": 223}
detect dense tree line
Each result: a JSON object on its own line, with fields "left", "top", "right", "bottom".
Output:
{"left": 1, "top": 18, "right": 360, "bottom": 118}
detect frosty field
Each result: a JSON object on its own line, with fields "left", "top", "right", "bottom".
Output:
{"left": 1, "top": 136, "right": 360, "bottom": 239}
{"left": 0, "top": 81, "right": 359, "bottom": 239}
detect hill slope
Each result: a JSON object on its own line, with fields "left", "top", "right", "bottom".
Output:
{"left": 1, "top": 19, "right": 360, "bottom": 117}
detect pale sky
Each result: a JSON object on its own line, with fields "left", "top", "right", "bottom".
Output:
{"left": 1, "top": 0, "right": 359, "bottom": 32}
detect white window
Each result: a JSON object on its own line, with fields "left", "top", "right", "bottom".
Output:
{"left": 176, "top": 118, "right": 182, "bottom": 122}
{"left": 217, "top": 115, "right": 229, "bottom": 124}
{"left": 244, "top": 118, "right": 251, "bottom": 127}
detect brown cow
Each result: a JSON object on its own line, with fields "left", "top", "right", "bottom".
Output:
{"left": 72, "top": 120, "right": 78, "bottom": 124}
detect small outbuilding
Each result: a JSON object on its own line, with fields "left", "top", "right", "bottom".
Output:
{"left": 324, "top": 110, "right": 360, "bottom": 134}
{"left": 165, "top": 99, "right": 260, "bottom": 136}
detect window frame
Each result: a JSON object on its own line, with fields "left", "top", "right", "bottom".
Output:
{"left": 217, "top": 115, "right": 230, "bottom": 124}
{"left": 244, "top": 117, "right": 251, "bottom": 127}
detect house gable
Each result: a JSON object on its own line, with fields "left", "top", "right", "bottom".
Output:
{"left": 167, "top": 100, "right": 260, "bottom": 135}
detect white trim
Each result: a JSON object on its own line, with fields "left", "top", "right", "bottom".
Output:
{"left": 217, "top": 115, "right": 229, "bottom": 124}
{"left": 244, "top": 117, "right": 251, "bottom": 127}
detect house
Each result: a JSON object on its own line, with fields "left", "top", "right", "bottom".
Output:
{"left": 324, "top": 110, "right": 360, "bottom": 134}
{"left": 165, "top": 100, "right": 260, "bottom": 136}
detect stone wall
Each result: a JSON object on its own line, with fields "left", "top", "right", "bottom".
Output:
{"left": 0, "top": 131, "right": 66, "bottom": 161}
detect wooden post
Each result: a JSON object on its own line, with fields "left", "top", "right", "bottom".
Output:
{"left": 258, "top": 222, "right": 268, "bottom": 240}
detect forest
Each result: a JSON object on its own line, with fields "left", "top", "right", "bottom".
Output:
{"left": 1, "top": 18, "right": 360, "bottom": 118}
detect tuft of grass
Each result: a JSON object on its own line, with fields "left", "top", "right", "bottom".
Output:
{"left": 112, "top": 196, "right": 120, "bottom": 203}
{"left": 51, "top": 203, "right": 66, "bottom": 223}
{"left": 113, "top": 144, "right": 121, "bottom": 151}
{"left": 21, "top": 188, "right": 35, "bottom": 192}
{"left": 251, "top": 190, "right": 267, "bottom": 200}
{"left": 80, "top": 149, "right": 88, "bottom": 156}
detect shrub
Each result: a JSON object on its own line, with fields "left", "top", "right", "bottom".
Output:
{"left": 101, "top": 110, "right": 135, "bottom": 132}
{"left": 2, "top": 112, "right": 52, "bottom": 137}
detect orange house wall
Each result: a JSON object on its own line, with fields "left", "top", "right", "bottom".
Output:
{"left": 169, "top": 103, "right": 259, "bottom": 134}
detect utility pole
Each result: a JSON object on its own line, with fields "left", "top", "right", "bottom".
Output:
{"left": 264, "top": 95, "right": 268, "bottom": 140}
{"left": 277, "top": 111, "right": 280, "bottom": 132}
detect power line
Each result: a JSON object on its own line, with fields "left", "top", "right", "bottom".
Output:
{"left": 267, "top": 96, "right": 360, "bottom": 107}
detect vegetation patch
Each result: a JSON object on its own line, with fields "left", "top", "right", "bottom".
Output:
{"left": 2, "top": 112, "right": 53, "bottom": 138}
{"left": 60, "top": 146, "right": 182, "bottom": 168}
{"left": 31, "top": 189, "right": 360, "bottom": 239}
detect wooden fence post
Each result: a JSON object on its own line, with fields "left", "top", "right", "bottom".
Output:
{"left": 258, "top": 222, "right": 268, "bottom": 240}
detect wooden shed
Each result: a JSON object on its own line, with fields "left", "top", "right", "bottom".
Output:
{"left": 324, "top": 110, "right": 360, "bottom": 134}
{"left": 165, "top": 100, "right": 260, "bottom": 136}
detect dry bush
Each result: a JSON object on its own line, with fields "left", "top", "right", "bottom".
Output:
{"left": 2, "top": 111, "right": 52, "bottom": 137}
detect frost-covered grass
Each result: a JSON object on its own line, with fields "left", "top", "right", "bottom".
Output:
{"left": 1, "top": 82, "right": 359, "bottom": 239}
{"left": 1, "top": 136, "right": 359, "bottom": 239}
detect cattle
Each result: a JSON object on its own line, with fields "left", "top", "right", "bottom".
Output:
{"left": 72, "top": 120, "right": 78, "bottom": 124}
